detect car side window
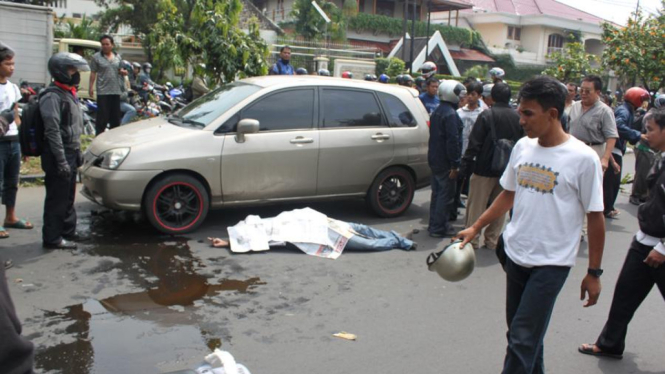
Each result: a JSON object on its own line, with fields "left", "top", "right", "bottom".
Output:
{"left": 379, "top": 93, "right": 417, "bottom": 127}
{"left": 321, "top": 89, "right": 385, "bottom": 128}
{"left": 242, "top": 89, "right": 314, "bottom": 131}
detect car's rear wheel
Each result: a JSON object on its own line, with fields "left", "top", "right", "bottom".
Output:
{"left": 367, "top": 167, "right": 415, "bottom": 218}
{"left": 144, "top": 174, "right": 209, "bottom": 234}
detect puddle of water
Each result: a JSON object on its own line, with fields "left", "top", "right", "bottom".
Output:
{"left": 33, "top": 210, "right": 266, "bottom": 373}
{"left": 34, "top": 277, "right": 264, "bottom": 374}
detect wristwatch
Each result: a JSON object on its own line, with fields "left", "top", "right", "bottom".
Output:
{"left": 587, "top": 268, "right": 604, "bottom": 277}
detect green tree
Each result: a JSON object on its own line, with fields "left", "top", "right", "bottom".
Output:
{"left": 601, "top": 3, "right": 665, "bottom": 95}
{"left": 290, "top": 0, "right": 345, "bottom": 41}
{"left": 462, "top": 65, "right": 489, "bottom": 80}
{"left": 541, "top": 41, "right": 600, "bottom": 82}
{"left": 53, "top": 14, "right": 101, "bottom": 40}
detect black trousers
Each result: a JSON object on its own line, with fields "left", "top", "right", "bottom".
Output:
{"left": 95, "top": 94, "right": 121, "bottom": 135}
{"left": 41, "top": 148, "right": 79, "bottom": 245}
{"left": 602, "top": 153, "right": 622, "bottom": 214}
{"left": 596, "top": 238, "right": 665, "bottom": 355}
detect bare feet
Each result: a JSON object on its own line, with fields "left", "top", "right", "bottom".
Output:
{"left": 207, "top": 237, "right": 229, "bottom": 248}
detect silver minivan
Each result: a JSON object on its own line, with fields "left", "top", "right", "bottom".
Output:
{"left": 81, "top": 76, "right": 431, "bottom": 234}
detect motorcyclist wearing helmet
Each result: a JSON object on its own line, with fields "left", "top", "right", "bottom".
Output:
{"left": 296, "top": 67, "right": 308, "bottom": 75}
{"left": 395, "top": 74, "right": 404, "bottom": 85}
{"left": 427, "top": 80, "right": 465, "bottom": 238}
{"left": 378, "top": 74, "right": 390, "bottom": 84}
{"left": 317, "top": 69, "right": 330, "bottom": 76}
{"left": 419, "top": 61, "right": 437, "bottom": 79}
{"left": 40, "top": 52, "right": 90, "bottom": 249}
{"left": 89, "top": 35, "right": 126, "bottom": 135}
{"left": 400, "top": 74, "right": 414, "bottom": 87}
{"left": 341, "top": 71, "right": 353, "bottom": 79}
{"left": 488, "top": 67, "right": 505, "bottom": 84}
{"left": 603, "top": 87, "right": 650, "bottom": 217}
{"left": 414, "top": 76, "right": 426, "bottom": 94}
{"left": 418, "top": 77, "right": 440, "bottom": 115}
{"left": 364, "top": 74, "right": 377, "bottom": 81}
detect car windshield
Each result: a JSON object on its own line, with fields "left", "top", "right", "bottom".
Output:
{"left": 176, "top": 82, "right": 261, "bottom": 127}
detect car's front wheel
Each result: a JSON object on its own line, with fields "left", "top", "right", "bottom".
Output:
{"left": 144, "top": 174, "right": 209, "bottom": 234}
{"left": 367, "top": 167, "right": 415, "bottom": 218}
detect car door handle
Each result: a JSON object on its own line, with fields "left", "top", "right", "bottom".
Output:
{"left": 290, "top": 137, "right": 314, "bottom": 144}
{"left": 371, "top": 133, "right": 391, "bottom": 140}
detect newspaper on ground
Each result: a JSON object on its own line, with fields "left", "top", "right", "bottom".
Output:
{"left": 227, "top": 208, "right": 358, "bottom": 259}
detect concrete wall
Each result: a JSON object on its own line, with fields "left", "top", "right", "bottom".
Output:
{"left": 474, "top": 23, "right": 506, "bottom": 49}
{"left": 520, "top": 25, "right": 545, "bottom": 61}
{"left": 51, "top": 0, "right": 103, "bottom": 18}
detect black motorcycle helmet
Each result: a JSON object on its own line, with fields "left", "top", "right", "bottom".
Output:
{"left": 296, "top": 67, "right": 308, "bottom": 75}
{"left": 395, "top": 74, "right": 404, "bottom": 85}
{"left": 48, "top": 52, "right": 90, "bottom": 84}
{"left": 142, "top": 62, "right": 152, "bottom": 73}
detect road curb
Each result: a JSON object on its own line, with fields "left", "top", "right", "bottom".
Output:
{"left": 19, "top": 174, "right": 45, "bottom": 183}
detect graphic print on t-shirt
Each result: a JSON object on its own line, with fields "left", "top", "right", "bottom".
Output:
{"left": 517, "top": 163, "right": 559, "bottom": 194}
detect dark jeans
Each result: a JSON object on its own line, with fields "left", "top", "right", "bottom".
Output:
{"left": 503, "top": 257, "right": 570, "bottom": 374}
{"left": 595, "top": 238, "right": 665, "bottom": 355}
{"left": 602, "top": 153, "right": 622, "bottom": 214}
{"left": 428, "top": 171, "right": 455, "bottom": 235}
{"left": 0, "top": 141, "right": 20, "bottom": 208}
{"left": 631, "top": 148, "right": 657, "bottom": 201}
{"left": 41, "top": 148, "right": 79, "bottom": 245}
{"left": 95, "top": 94, "right": 121, "bottom": 135}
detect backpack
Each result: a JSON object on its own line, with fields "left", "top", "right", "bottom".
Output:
{"left": 19, "top": 87, "right": 68, "bottom": 157}
{"left": 488, "top": 109, "right": 516, "bottom": 175}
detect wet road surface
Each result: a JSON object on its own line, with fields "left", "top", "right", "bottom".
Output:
{"left": 5, "top": 154, "right": 665, "bottom": 373}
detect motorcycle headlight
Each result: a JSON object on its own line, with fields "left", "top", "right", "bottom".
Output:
{"left": 98, "top": 148, "right": 130, "bottom": 170}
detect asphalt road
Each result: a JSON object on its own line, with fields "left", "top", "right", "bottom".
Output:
{"left": 3, "top": 152, "right": 663, "bottom": 374}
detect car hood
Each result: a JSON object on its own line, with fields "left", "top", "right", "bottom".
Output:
{"left": 88, "top": 117, "right": 200, "bottom": 155}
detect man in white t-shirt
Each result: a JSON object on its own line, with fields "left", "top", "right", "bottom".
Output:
{"left": 0, "top": 42, "right": 34, "bottom": 242}
{"left": 456, "top": 76, "right": 606, "bottom": 374}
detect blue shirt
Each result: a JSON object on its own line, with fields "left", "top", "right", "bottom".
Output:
{"left": 270, "top": 59, "right": 294, "bottom": 75}
{"left": 419, "top": 92, "right": 440, "bottom": 115}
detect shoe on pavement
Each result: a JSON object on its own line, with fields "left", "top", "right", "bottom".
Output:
{"left": 43, "top": 239, "right": 77, "bottom": 250}
{"left": 629, "top": 197, "right": 641, "bottom": 206}
{"left": 4, "top": 260, "right": 12, "bottom": 270}
{"left": 429, "top": 228, "right": 457, "bottom": 238}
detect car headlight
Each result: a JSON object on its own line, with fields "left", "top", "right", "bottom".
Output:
{"left": 99, "top": 148, "right": 130, "bottom": 170}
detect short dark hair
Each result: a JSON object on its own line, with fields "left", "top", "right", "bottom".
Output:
{"left": 0, "top": 42, "right": 15, "bottom": 63}
{"left": 518, "top": 76, "right": 566, "bottom": 117}
{"left": 100, "top": 34, "right": 114, "bottom": 45}
{"left": 491, "top": 82, "right": 511, "bottom": 104}
{"left": 645, "top": 108, "right": 665, "bottom": 130}
{"left": 426, "top": 77, "right": 439, "bottom": 87}
{"left": 462, "top": 76, "right": 476, "bottom": 85}
{"left": 280, "top": 45, "right": 291, "bottom": 53}
{"left": 566, "top": 82, "right": 578, "bottom": 89}
{"left": 466, "top": 81, "right": 483, "bottom": 95}
{"left": 582, "top": 75, "right": 602, "bottom": 92}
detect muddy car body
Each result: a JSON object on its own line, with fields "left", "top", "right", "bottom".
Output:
{"left": 81, "top": 76, "right": 431, "bottom": 234}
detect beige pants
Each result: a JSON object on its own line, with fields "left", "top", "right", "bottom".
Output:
{"left": 464, "top": 174, "right": 506, "bottom": 249}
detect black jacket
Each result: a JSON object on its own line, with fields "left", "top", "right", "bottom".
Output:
{"left": 638, "top": 157, "right": 665, "bottom": 238}
{"left": 460, "top": 102, "right": 524, "bottom": 178}
{"left": 428, "top": 101, "right": 462, "bottom": 174}
{"left": 39, "top": 85, "right": 83, "bottom": 165}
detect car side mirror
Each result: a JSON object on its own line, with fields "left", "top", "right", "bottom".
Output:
{"left": 235, "top": 119, "right": 260, "bottom": 143}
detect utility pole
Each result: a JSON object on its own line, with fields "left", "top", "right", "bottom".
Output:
{"left": 409, "top": 0, "right": 416, "bottom": 74}
{"left": 635, "top": 0, "right": 640, "bottom": 20}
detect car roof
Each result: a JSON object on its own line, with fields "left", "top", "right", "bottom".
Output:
{"left": 241, "top": 75, "right": 420, "bottom": 98}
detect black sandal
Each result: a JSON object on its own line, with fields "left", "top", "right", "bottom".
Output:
{"left": 578, "top": 344, "right": 623, "bottom": 359}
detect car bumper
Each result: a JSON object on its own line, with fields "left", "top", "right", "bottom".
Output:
{"left": 80, "top": 167, "right": 162, "bottom": 211}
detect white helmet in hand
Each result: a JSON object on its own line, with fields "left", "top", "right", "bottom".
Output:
{"left": 427, "top": 240, "right": 476, "bottom": 282}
